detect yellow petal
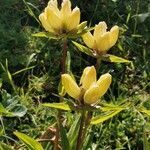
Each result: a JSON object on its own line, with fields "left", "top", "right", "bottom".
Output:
{"left": 94, "top": 21, "right": 107, "bottom": 41}
{"left": 96, "top": 32, "right": 110, "bottom": 52}
{"left": 61, "top": 74, "right": 81, "bottom": 99}
{"left": 84, "top": 84, "right": 100, "bottom": 104}
{"left": 45, "top": 7, "right": 62, "bottom": 30}
{"left": 96, "top": 73, "right": 112, "bottom": 97}
{"left": 39, "top": 13, "right": 54, "bottom": 33}
{"left": 48, "top": 0, "right": 60, "bottom": 15}
{"left": 66, "top": 7, "right": 80, "bottom": 31}
{"left": 82, "top": 32, "right": 95, "bottom": 49}
{"left": 109, "top": 25, "right": 119, "bottom": 47}
{"left": 61, "top": 0, "right": 71, "bottom": 22}
{"left": 80, "top": 66, "right": 96, "bottom": 90}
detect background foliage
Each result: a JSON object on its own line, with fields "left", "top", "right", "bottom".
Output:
{"left": 0, "top": 0, "right": 149, "bottom": 149}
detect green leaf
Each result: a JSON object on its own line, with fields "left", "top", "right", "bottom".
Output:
{"left": 12, "top": 66, "right": 35, "bottom": 76}
{"left": 42, "top": 103, "right": 72, "bottom": 111}
{"left": 90, "top": 109, "right": 124, "bottom": 125}
{"left": 14, "top": 131, "right": 43, "bottom": 150}
{"left": 72, "top": 41, "right": 94, "bottom": 56}
{"left": 77, "top": 21, "right": 87, "bottom": 31}
{"left": 67, "top": 114, "right": 80, "bottom": 149}
{"left": 101, "top": 54, "right": 131, "bottom": 63}
{"left": 143, "top": 129, "right": 150, "bottom": 150}
{"left": 32, "top": 32, "right": 58, "bottom": 39}
{"left": 59, "top": 123, "right": 70, "bottom": 150}
{"left": 139, "top": 108, "right": 150, "bottom": 117}
{"left": 0, "top": 142, "right": 13, "bottom": 150}
{"left": 0, "top": 103, "right": 12, "bottom": 116}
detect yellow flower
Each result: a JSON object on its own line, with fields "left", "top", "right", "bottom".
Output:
{"left": 82, "top": 21, "right": 119, "bottom": 54}
{"left": 39, "top": 0, "right": 81, "bottom": 35}
{"left": 61, "top": 66, "right": 112, "bottom": 105}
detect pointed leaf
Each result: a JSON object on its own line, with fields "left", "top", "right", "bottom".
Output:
{"left": 32, "top": 32, "right": 58, "bottom": 39}
{"left": 90, "top": 109, "right": 124, "bottom": 125}
{"left": 102, "top": 54, "right": 131, "bottom": 63}
{"left": 59, "top": 123, "right": 70, "bottom": 150}
{"left": 67, "top": 114, "right": 80, "bottom": 149}
{"left": 14, "top": 131, "right": 43, "bottom": 150}
{"left": 139, "top": 108, "right": 150, "bottom": 117}
{"left": 72, "top": 41, "right": 94, "bottom": 56}
{"left": 42, "top": 103, "right": 72, "bottom": 111}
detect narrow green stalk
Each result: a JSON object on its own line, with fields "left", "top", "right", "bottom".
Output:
{"left": 95, "top": 58, "right": 101, "bottom": 71}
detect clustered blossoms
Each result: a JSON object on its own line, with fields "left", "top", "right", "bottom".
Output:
{"left": 39, "top": 0, "right": 81, "bottom": 34}
{"left": 61, "top": 66, "right": 112, "bottom": 105}
{"left": 82, "top": 21, "right": 119, "bottom": 55}
{"left": 39, "top": 0, "right": 118, "bottom": 105}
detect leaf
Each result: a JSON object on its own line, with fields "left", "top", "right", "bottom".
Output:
{"left": 72, "top": 41, "right": 94, "bottom": 56}
{"left": 67, "top": 114, "right": 80, "bottom": 149}
{"left": 32, "top": 32, "right": 49, "bottom": 38}
{"left": 0, "top": 91, "right": 27, "bottom": 117}
{"left": 0, "top": 142, "right": 13, "bottom": 150}
{"left": 42, "top": 103, "right": 72, "bottom": 111}
{"left": 9, "top": 104, "right": 27, "bottom": 117}
{"left": 32, "top": 32, "right": 58, "bottom": 39}
{"left": 90, "top": 109, "right": 124, "bottom": 125}
{"left": 143, "top": 129, "right": 150, "bottom": 150}
{"left": 12, "top": 66, "right": 35, "bottom": 76}
{"left": 139, "top": 108, "right": 150, "bottom": 117}
{"left": 59, "top": 124, "right": 70, "bottom": 150}
{"left": 0, "top": 103, "right": 12, "bottom": 116}
{"left": 14, "top": 131, "right": 43, "bottom": 150}
{"left": 101, "top": 54, "right": 131, "bottom": 63}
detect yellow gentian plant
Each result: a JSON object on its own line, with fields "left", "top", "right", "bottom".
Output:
{"left": 39, "top": 0, "right": 86, "bottom": 37}
{"left": 82, "top": 21, "right": 119, "bottom": 55}
{"left": 61, "top": 66, "right": 112, "bottom": 105}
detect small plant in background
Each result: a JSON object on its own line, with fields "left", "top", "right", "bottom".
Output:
{"left": 0, "top": 0, "right": 149, "bottom": 149}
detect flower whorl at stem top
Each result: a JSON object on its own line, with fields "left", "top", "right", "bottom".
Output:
{"left": 82, "top": 22, "right": 119, "bottom": 55}
{"left": 39, "top": 0, "right": 81, "bottom": 35}
{"left": 61, "top": 66, "right": 112, "bottom": 105}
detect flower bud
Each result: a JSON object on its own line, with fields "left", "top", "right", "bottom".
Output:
{"left": 80, "top": 66, "right": 96, "bottom": 90}
{"left": 97, "top": 73, "right": 112, "bottom": 97}
{"left": 84, "top": 84, "right": 100, "bottom": 104}
{"left": 61, "top": 74, "right": 81, "bottom": 99}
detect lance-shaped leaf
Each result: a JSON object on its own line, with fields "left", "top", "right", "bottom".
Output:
{"left": 139, "top": 108, "right": 150, "bottom": 117}
{"left": 32, "top": 32, "right": 58, "bottom": 39}
{"left": 72, "top": 41, "right": 94, "bottom": 56}
{"left": 42, "top": 102, "right": 72, "bottom": 111}
{"left": 14, "top": 131, "right": 43, "bottom": 150}
{"left": 101, "top": 54, "right": 131, "bottom": 63}
{"left": 90, "top": 109, "right": 124, "bottom": 125}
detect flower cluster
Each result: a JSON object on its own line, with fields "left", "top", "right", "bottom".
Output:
{"left": 61, "top": 66, "right": 112, "bottom": 105}
{"left": 82, "top": 22, "right": 119, "bottom": 55}
{"left": 39, "top": 0, "right": 81, "bottom": 34}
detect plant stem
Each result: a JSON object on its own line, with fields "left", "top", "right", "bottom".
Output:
{"left": 95, "top": 58, "right": 101, "bottom": 71}
{"left": 76, "top": 110, "right": 86, "bottom": 150}
{"left": 61, "top": 38, "right": 68, "bottom": 74}
{"left": 54, "top": 38, "right": 68, "bottom": 149}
